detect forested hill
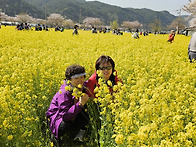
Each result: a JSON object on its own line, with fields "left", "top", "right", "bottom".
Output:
{"left": 26, "top": 0, "right": 176, "bottom": 27}
{"left": 0, "top": 0, "right": 45, "bottom": 18}
{"left": 1, "top": 0, "right": 176, "bottom": 28}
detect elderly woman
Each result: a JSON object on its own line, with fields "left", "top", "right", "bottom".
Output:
{"left": 46, "top": 65, "right": 89, "bottom": 144}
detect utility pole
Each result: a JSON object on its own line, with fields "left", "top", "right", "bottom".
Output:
{"left": 45, "top": 0, "right": 47, "bottom": 26}
{"left": 0, "top": 9, "right": 1, "bottom": 28}
{"left": 176, "top": 8, "right": 181, "bottom": 17}
{"left": 176, "top": 8, "right": 181, "bottom": 34}
{"left": 0, "top": 9, "right": 2, "bottom": 22}
{"left": 79, "top": 6, "right": 81, "bottom": 24}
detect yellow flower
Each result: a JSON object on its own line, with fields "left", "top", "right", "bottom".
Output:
{"left": 59, "top": 90, "right": 62, "bottom": 94}
{"left": 113, "top": 71, "right": 117, "bottom": 76}
{"left": 107, "top": 80, "right": 112, "bottom": 86}
{"left": 115, "top": 134, "right": 124, "bottom": 144}
{"left": 78, "top": 84, "right": 82, "bottom": 89}
{"left": 7, "top": 135, "right": 13, "bottom": 140}
{"left": 113, "top": 85, "right": 118, "bottom": 92}
{"left": 94, "top": 87, "right": 99, "bottom": 94}
{"left": 97, "top": 70, "right": 103, "bottom": 77}
{"left": 65, "top": 86, "right": 71, "bottom": 91}
{"left": 28, "top": 131, "right": 32, "bottom": 137}
{"left": 100, "top": 107, "right": 106, "bottom": 115}
{"left": 103, "top": 85, "right": 110, "bottom": 93}
{"left": 3, "top": 119, "right": 7, "bottom": 127}
{"left": 94, "top": 98, "right": 98, "bottom": 103}
{"left": 24, "top": 100, "right": 28, "bottom": 104}
{"left": 73, "top": 88, "right": 78, "bottom": 93}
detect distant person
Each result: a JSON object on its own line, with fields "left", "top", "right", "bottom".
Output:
{"left": 188, "top": 32, "right": 196, "bottom": 63}
{"left": 143, "top": 31, "right": 148, "bottom": 36}
{"left": 73, "top": 25, "right": 79, "bottom": 35}
{"left": 132, "top": 32, "right": 139, "bottom": 39}
{"left": 167, "top": 30, "right": 175, "bottom": 43}
{"left": 112, "top": 29, "right": 117, "bottom": 34}
{"left": 92, "top": 27, "right": 97, "bottom": 34}
{"left": 117, "top": 29, "right": 123, "bottom": 35}
{"left": 60, "top": 27, "right": 64, "bottom": 32}
{"left": 55, "top": 26, "right": 60, "bottom": 31}
{"left": 103, "top": 28, "right": 107, "bottom": 33}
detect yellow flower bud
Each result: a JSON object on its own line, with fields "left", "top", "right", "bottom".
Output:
{"left": 113, "top": 85, "right": 118, "bottom": 92}
{"left": 78, "top": 84, "right": 82, "bottom": 89}
{"left": 73, "top": 88, "right": 78, "bottom": 93}
{"left": 65, "top": 86, "right": 70, "bottom": 91}
{"left": 97, "top": 70, "right": 103, "bottom": 77}
{"left": 59, "top": 90, "right": 62, "bottom": 94}
{"left": 94, "top": 87, "right": 99, "bottom": 94}
{"left": 113, "top": 71, "right": 117, "bottom": 76}
{"left": 7, "top": 135, "right": 13, "bottom": 140}
{"left": 107, "top": 80, "right": 112, "bottom": 86}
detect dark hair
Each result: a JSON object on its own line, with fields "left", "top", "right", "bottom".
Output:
{"left": 65, "top": 65, "right": 85, "bottom": 80}
{"left": 95, "top": 55, "right": 116, "bottom": 85}
{"left": 95, "top": 55, "right": 115, "bottom": 71}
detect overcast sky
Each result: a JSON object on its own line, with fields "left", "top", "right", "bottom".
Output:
{"left": 86, "top": 0, "right": 190, "bottom": 16}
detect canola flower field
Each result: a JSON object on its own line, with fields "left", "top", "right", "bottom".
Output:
{"left": 0, "top": 26, "right": 196, "bottom": 147}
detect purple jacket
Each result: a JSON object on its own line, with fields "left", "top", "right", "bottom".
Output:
{"left": 46, "top": 81, "right": 85, "bottom": 139}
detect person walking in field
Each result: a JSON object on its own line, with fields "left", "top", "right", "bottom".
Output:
{"left": 188, "top": 32, "right": 196, "bottom": 63}
{"left": 73, "top": 25, "right": 79, "bottom": 35}
{"left": 132, "top": 29, "right": 139, "bottom": 39}
{"left": 132, "top": 32, "right": 139, "bottom": 39}
{"left": 46, "top": 65, "right": 90, "bottom": 146}
{"left": 167, "top": 30, "right": 175, "bottom": 43}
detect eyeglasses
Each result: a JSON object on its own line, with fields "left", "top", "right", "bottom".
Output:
{"left": 99, "top": 66, "right": 112, "bottom": 70}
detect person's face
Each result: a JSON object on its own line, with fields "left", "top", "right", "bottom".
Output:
{"left": 70, "top": 76, "right": 85, "bottom": 87}
{"left": 99, "top": 62, "right": 113, "bottom": 81}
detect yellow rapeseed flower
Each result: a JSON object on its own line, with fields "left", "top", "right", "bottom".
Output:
{"left": 115, "top": 134, "right": 124, "bottom": 144}
{"left": 78, "top": 84, "right": 82, "bottom": 89}
{"left": 7, "top": 135, "right": 13, "bottom": 140}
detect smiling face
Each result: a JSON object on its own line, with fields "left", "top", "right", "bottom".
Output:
{"left": 99, "top": 62, "right": 113, "bottom": 81}
{"left": 70, "top": 76, "right": 85, "bottom": 87}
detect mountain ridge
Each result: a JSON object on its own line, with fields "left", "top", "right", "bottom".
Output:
{"left": 25, "top": 0, "right": 177, "bottom": 28}
{"left": 0, "top": 0, "right": 177, "bottom": 28}
{"left": 0, "top": 0, "right": 45, "bottom": 18}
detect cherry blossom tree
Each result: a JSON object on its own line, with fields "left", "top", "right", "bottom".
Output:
{"left": 189, "top": 17, "right": 196, "bottom": 26}
{"left": 83, "top": 17, "right": 102, "bottom": 28}
{"left": 0, "top": 11, "right": 9, "bottom": 21}
{"left": 121, "top": 21, "right": 142, "bottom": 31}
{"left": 183, "top": 0, "right": 196, "bottom": 26}
{"left": 34, "top": 19, "right": 46, "bottom": 25}
{"left": 16, "top": 13, "right": 34, "bottom": 23}
{"left": 183, "top": 0, "right": 196, "bottom": 16}
{"left": 63, "top": 19, "right": 74, "bottom": 29}
{"left": 47, "top": 13, "right": 65, "bottom": 27}
{"left": 168, "top": 17, "right": 186, "bottom": 31}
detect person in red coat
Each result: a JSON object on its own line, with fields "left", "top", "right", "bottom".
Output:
{"left": 86, "top": 55, "right": 122, "bottom": 98}
{"left": 167, "top": 30, "right": 175, "bottom": 43}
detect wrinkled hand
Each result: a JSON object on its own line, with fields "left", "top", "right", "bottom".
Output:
{"left": 79, "top": 93, "right": 89, "bottom": 106}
